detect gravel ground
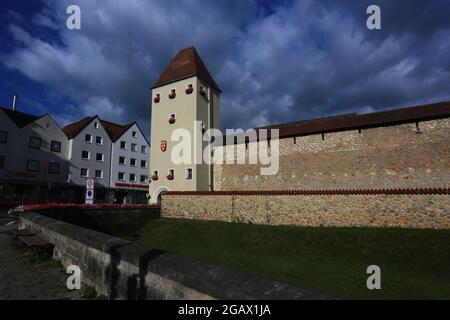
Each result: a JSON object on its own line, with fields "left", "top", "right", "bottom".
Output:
{"left": 0, "top": 231, "right": 83, "bottom": 300}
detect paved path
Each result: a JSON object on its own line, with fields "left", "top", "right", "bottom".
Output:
{"left": 0, "top": 231, "right": 83, "bottom": 300}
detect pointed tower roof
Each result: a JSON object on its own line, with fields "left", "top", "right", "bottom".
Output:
{"left": 153, "top": 46, "right": 221, "bottom": 92}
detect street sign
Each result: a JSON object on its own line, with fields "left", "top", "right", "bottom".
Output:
{"left": 85, "top": 177, "right": 95, "bottom": 204}
{"left": 86, "top": 178, "right": 94, "bottom": 190}
{"left": 85, "top": 189, "right": 94, "bottom": 205}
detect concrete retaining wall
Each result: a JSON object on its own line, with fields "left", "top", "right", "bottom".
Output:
{"left": 161, "top": 191, "right": 450, "bottom": 229}
{"left": 36, "top": 206, "right": 160, "bottom": 238}
{"left": 19, "top": 212, "right": 329, "bottom": 300}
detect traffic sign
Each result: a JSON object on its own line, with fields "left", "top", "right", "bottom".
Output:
{"left": 86, "top": 178, "right": 94, "bottom": 190}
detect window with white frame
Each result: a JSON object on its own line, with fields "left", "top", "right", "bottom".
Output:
{"left": 141, "top": 145, "right": 147, "bottom": 154}
{"left": 130, "top": 173, "right": 136, "bottom": 182}
{"left": 85, "top": 134, "right": 92, "bottom": 143}
{"left": 96, "top": 153, "right": 104, "bottom": 162}
{"left": 95, "top": 170, "right": 103, "bottom": 179}
{"left": 119, "top": 156, "right": 126, "bottom": 165}
{"left": 120, "top": 141, "right": 126, "bottom": 149}
{"left": 48, "top": 162, "right": 60, "bottom": 174}
{"left": 26, "top": 160, "right": 39, "bottom": 172}
{"left": 51, "top": 140, "right": 61, "bottom": 153}
{"left": 140, "top": 175, "right": 147, "bottom": 183}
{"left": 130, "top": 158, "right": 137, "bottom": 167}
{"left": 132, "top": 131, "right": 137, "bottom": 138}
{"left": 141, "top": 160, "right": 147, "bottom": 168}
{"left": 82, "top": 150, "right": 90, "bottom": 160}
{"left": 118, "top": 172, "right": 125, "bottom": 181}
{"left": 29, "top": 136, "right": 41, "bottom": 149}
{"left": 80, "top": 168, "right": 88, "bottom": 177}
{"left": 131, "top": 143, "right": 137, "bottom": 152}
{"left": 0, "top": 131, "right": 7, "bottom": 143}
{"left": 96, "top": 136, "right": 103, "bottom": 145}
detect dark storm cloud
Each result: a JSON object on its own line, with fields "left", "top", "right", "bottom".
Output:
{"left": 1, "top": 0, "right": 449, "bottom": 136}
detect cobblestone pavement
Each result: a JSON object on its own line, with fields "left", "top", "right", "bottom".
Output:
{"left": 0, "top": 231, "right": 83, "bottom": 300}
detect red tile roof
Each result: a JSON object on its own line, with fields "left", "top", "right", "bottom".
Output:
{"left": 223, "top": 101, "right": 450, "bottom": 144}
{"left": 152, "top": 46, "right": 221, "bottom": 92}
{"left": 62, "top": 116, "right": 135, "bottom": 142}
{"left": 100, "top": 120, "right": 134, "bottom": 142}
{"left": 62, "top": 116, "right": 94, "bottom": 139}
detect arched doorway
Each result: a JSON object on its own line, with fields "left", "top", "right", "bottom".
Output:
{"left": 153, "top": 186, "right": 170, "bottom": 205}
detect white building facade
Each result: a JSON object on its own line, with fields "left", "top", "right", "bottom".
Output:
{"left": 63, "top": 116, "right": 150, "bottom": 203}
{"left": 0, "top": 104, "right": 150, "bottom": 204}
{"left": 0, "top": 107, "right": 70, "bottom": 201}
{"left": 108, "top": 122, "right": 150, "bottom": 204}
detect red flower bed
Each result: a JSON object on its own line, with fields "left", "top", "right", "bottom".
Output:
{"left": 185, "top": 87, "right": 193, "bottom": 94}
{"left": 151, "top": 175, "right": 159, "bottom": 181}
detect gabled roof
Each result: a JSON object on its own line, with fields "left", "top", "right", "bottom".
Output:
{"left": 0, "top": 107, "right": 41, "bottom": 128}
{"left": 62, "top": 116, "right": 146, "bottom": 143}
{"left": 100, "top": 120, "right": 134, "bottom": 142}
{"left": 62, "top": 116, "right": 95, "bottom": 139}
{"left": 153, "top": 46, "right": 221, "bottom": 92}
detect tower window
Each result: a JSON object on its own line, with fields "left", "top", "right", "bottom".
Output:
{"left": 186, "top": 84, "right": 194, "bottom": 94}
{"left": 154, "top": 93, "right": 161, "bottom": 103}
{"left": 186, "top": 168, "right": 193, "bottom": 180}
{"left": 169, "top": 113, "right": 176, "bottom": 124}
{"left": 169, "top": 89, "right": 176, "bottom": 99}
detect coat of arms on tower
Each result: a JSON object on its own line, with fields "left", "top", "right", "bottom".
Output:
{"left": 160, "top": 140, "right": 167, "bottom": 152}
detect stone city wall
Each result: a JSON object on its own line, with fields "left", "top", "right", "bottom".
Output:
{"left": 213, "top": 119, "right": 450, "bottom": 191}
{"left": 162, "top": 189, "right": 450, "bottom": 229}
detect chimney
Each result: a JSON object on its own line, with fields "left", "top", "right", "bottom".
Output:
{"left": 12, "top": 93, "right": 17, "bottom": 111}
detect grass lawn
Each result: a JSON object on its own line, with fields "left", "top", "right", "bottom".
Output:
{"left": 136, "top": 218, "right": 450, "bottom": 299}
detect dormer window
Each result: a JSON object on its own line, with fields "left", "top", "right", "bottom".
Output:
{"left": 94, "top": 122, "right": 99, "bottom": 129}
{"left": 168, "top": 89, "right": 176, "bottom": 99}
{"left": 168, "top": 113, "right": 176, "bottom": 124}
{"left": 185, "top": 84, "right": 193, "bottom": 94}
